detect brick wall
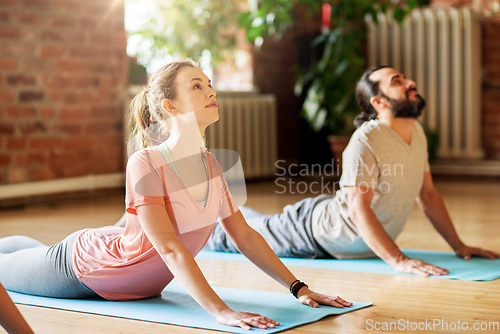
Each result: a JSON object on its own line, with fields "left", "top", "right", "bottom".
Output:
{"left": 432, "top": 0, "right": 500, "bottom": 159}
{"left": 0, "top": 0, "right": 128, "bottom": 186}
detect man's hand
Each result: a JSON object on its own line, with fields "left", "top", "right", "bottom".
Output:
{"left": 297, "top": 287, "right": 353, "bottom": 308}
{"left": 455, "top": 244, "right": 500, "bottom": 260}
{"left": 394, "top": 258, "right": 449, "bottom": 277}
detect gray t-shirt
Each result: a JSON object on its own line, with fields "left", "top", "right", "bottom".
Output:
{"left": 312, "top": 119, "right": 430, "bottom": 259}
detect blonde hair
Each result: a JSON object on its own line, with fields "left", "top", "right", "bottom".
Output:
{"left": 128, "top": 59, "right": 199, "bottom": 155}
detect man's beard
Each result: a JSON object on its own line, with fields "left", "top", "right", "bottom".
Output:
{"left": 383, "top": 89, "right": 426, "bottom": 119}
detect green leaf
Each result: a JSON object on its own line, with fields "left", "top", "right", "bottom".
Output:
{"left": 334, "top": 59, "right": 349, "bottom": 76}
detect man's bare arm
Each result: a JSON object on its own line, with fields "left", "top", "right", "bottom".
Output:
{"left": 417, "top": 172, "right": 500, "bottom": 260}
{"left": 347, "top": 185, "right": 449, "bottom": 276}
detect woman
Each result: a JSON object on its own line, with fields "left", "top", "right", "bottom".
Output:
{"left": 0, "top": 60, "right": 351, "bottom": 330}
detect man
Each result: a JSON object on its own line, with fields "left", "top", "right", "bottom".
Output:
{"left": 206, "top": 65, "right": 500, "bottom": 277}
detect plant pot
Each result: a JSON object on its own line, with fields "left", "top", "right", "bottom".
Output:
{"left": 327, "top": 135, "right": 350, "bottom": 174}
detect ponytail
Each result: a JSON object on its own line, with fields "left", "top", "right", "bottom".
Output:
{"left": 354, "top": 65, "right": 389, "bottom": 128}
{"left": 129, "top": 88, "right": 151, "bottom": 152}
{"left": 354, "top": 111, "right": 378, "bottom": 128}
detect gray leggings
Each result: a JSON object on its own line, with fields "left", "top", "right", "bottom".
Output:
{"left": 0, "top": 231, "right": 98, "bottom": 298}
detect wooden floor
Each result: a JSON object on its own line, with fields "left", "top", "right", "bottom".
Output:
{"left": 1, "top": 178, "right": 500, "bottom": 333}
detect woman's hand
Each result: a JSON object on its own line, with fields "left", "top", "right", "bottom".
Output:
{"left": 394, "top": 258, "right": 449, "bottom": 277}
{"left": 216, "top": 308, "right": 280, "bottom": 330}
{"left": 297, "top": 287, "right": 353, "bottom": 308}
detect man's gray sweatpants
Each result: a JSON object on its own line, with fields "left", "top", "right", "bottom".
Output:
{"left": 205, "top": 195, "right": 332, "bottom": 259}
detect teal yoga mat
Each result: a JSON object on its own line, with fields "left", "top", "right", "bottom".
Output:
{"left": 8, "top": 283, "right": 372, "bottom": 333}
{"left": 197, "top": 249, "right": 500, "bottom": 281}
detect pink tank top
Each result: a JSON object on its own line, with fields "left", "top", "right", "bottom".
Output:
{"left": 71, "top": 147, "right": 239, "bottom": 300}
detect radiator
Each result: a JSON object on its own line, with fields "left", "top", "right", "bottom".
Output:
{"left": 367, "top": 8, "right": 484, "bottom": 159}
{"left": 206, "top": 92, "right": 278, "bottom": 179}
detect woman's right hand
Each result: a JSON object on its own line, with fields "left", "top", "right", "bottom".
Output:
{"left": 216, "top": 308, "right": 280, "bottom": 330}
{"left": 394, "top": 258, "right": 449, "bottom": 277}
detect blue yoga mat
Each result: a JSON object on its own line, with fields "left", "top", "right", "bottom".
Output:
{"left": 8, "top": 282, "right": 372, "bottom": 333}
{"left": 197, "top": 249, "right": 500, "bottom": 281}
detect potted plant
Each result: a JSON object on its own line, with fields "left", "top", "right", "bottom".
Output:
{"left": 294, "top": 22, "right": 366, "bottom": 171}
{"left": 294, "top": 1, "right": 429, "bottom": 171}
{"left": 239, "top": 0, "right": 429, "bottom": 172}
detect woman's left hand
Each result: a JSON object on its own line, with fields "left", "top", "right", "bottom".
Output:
{"left": 297, "top": 287, "right": 353, "bottom": 308}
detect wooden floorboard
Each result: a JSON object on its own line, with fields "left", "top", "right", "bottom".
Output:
{"left": 1, "top": 179, "right": 499, "bottom": 333}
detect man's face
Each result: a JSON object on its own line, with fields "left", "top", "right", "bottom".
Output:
{"left": 369, "top": 68, "right": 426, "bottom": 118}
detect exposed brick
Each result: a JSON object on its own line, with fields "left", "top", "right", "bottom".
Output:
{"left": 39, "top": 107, "right": 54, "bottom": 118}
{"left": 27, "top": 152, "right": 46, "bottom": 164}
{"left": 63, "top": 90, "right": 104, "bottom": 104}
{"left": 63, "top": 92, "right": 79, "bottom": 104}
{"left": 48, "top": 15, "right": 75, "bottom": 28}
{"left": 0, "top": 42, "right": 35, "bottom": 56}
{"left": 22, "top": 0, "right": 49, "bottom": 9}
{"left": 0, "top": 154, "right": 11, "bottom": 167}
{"left": 8, "top": 168, "right": 25, "bottom": 183}
{"left": 63, "top": 137, "right": 89, "bottom": 150}
{"left": 47, "top": 90, "right": 63, "bottom": 103}
{"left": 0, "top": 0, "right": 127, "bottom": 184}
{"left": 7, "top": 74, "right": 36, "bottom": 86}
{"left": 0, "top": 58, "right": 16, "bottom": 70}
{"left": 81, "top": 18, "right": 124, "bottom": 31}
{"left": 71, "top": 75, "right": 97, "bottom": 87}
{"left": 0, "top": 0, "right": 16, "bottom": 6}
{"left": 0, "top": 90, "right": 15, "bottom": 102}
{"left": 20, "top": 28, "right": 35, "bottom": 41}
{"left": 90, "top": 31, "right": 128, "bottom": 46}
{"left": 71, "top": 32, "right": 89, "bottom": 44}
{"left": 20, "top": 121, "right": 47, "bottom": 134}
{"left": 13, "top": 12, "right": 43, "bottom": 25}
{"left": 54, "top": 123, "right": 81, "bottom": 135}
{"left": 52, "top": 0, "right": 80, "bottom": 12}
{"left": 19, "top": 91, "right": 44, "bottom": 102}
{"left": 28, "top": 166, "right": 55, "bottom": 181}
{"left": 87, "top": 62, "right": 112, "bottom": 73}
{"left": 56, "top": 59, "right": 87, "bottom": 73}
{"left": 14, "top": 152, "right": 45, "bottom": 165}
{"left": 85, "top": 120, "right": 122, "bottom": 134}
{"left": 42, "top": 73, "right": 69, "bottom": 87}
{"left": 0, "top": 11, "right": 10, "bottom": 22}
{"left": 41, "top": 30, "right": 70, "bottom": 42}
{"left": 69, "top": 46, "right": 99, "bottom": 58}
{"left": 0, "top": 122, "right": 14, "bottom": 134}
{"left": 6, "top": 106, "right": 36, "bottom": 118}
{"left": 6, "top": 138, "right": 26, "bottom": 150}
{"left": 18, "top": 59, "right": 44, "bottom": 72}
{"left": 49, "top": 152, "right": 85, "bottom": 169}
{"left": 98, "top": 76, "right": 114, "bottom": 90}
{"left": 40, "top": 44, "right": 65, "bottom": 58}
{"left": 91, "top": 105, "right": 121, "bottom": 118}
{"left": 28, "top": 137, "right": 61, "bottom": 149}
{"left": 79, "top": 3, "right": 120, "bottom": 17}
{"left": 58, "top": 107, "right": 89, "bottom": 120}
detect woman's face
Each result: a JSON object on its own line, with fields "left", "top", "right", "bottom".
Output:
{"left": 168, "top": 66, "right": 219, "bottom": 127}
